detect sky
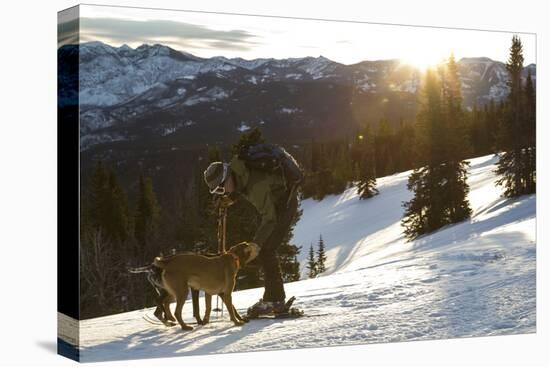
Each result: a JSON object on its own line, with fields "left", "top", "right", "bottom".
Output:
{"left": 61, "top": 4, "right": 536, "bottom": 67}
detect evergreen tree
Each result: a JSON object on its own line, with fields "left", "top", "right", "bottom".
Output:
{"left": 441, "top": 54, "right": 472, "bottom": 223}
{"left": 134, "top": 175, "right": 161, "bottom": 256}
{"left": 277, "top": 205, "right": 303, "bottom": 283}
{"left": 356, "top": 125, "right": 378, "bottom": 199}
{"left": 105, "top": 171, "right": 130, "bottom": 245}
{"left": 402, "top": 69, "right": 446, "bottom": 239}
{"left": 316, "top": 235, "right": 327, "bottom": 274}
{"left": 86, "top": 161, "right": 129, "bottom": 245}
{"left": 81, "top": 162, "right": 131, "bottom": 317}
{"left": 231, "top": 127, "right": 265, "bottom": 155}
{"left": 468, "top": 104, "right": 485, "bottom": 156}
{"left": 332, "top": 142, "right": 352, "bottom": 193}
{"left": 307, "top": 244, "right": 317, "bottom": 278}
{"left": 402, "top": 57, "right": 472, "bottom": 240}
{"left": 277, "top": 243, "right": 302, "bottom": 283}
{"left": 524, "top": 69, "right": 536, "bottom": 193}
{"left": 485, "top": 99, "right": 499, "bottom": 153}
{"left": 395, "top": 118, "right": 417, "bottom": 172}
{"left": 375, "top": 119, "right": 394, "bottom": 176}
{"left": 87, "top": 160, "right": 108, "bottom": 230}
{"left": 496, "top": 35, "right": 536, "bottom": 197}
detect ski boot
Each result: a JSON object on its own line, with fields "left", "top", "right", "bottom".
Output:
{"left": 246, "top": 296, "right": 302, "bottom": 319}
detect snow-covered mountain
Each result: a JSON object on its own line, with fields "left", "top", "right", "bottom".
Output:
{"left": 58, "top": 42, "right": 536, "bottom": 150}
{"left": 74, "top": 154, "right": 535, "bottom": 362}
{"left": 73, "top": 42, "right": 535, "bottom": 108}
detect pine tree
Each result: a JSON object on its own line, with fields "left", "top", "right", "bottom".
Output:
{"left": 441, "top": 54, "right": 472, "bottom": 223}
{"left": 402, "top": 57, "right": 471, "bottom": 240}
{"left": 356, "top": 125, "right": 378, "bottom": 199}
{"left": 496, "top": 35, "right": 535, "bottom": 197}
{"left": 105, "top": 170, "right": 130, "bottom": 245}
{"left": 486, "top": 99, "right": 499, "bottom": 153}
{"left": 402, "top": 69, "right": 446, "bottom": 238}
{"left": 134, "top": 175, "right": 161, "bottom": 255}
{"left": 277, "top": 243, "right": 302, "bottom": 282}
{"left": 332, "top": 142, "right": 352, "bottom": 193}
{"left": 395, "top": 119, "right": 417, "bottom": 172}
{"left": 87, "top": 161, "right": 110, "bottom": 230}
{"left": 231, "top": 127, "right": 265, "bottom": 155}
{"left": 86, "top": 161, "right": 129, "bottom": 245}
{"left": 307, "top": 244, "right": 317, "bottom": 278}
{"left": 524, "top": 69, "right": 536, "bottom": 193}
{"left": 316, "top": 235, "right": 327, "bottom": 274}
{"left": 275, "top": 204, "right": 303, "bottom": 284}
{"left": 375, "top": 119, "right": 394, "bottom": 176}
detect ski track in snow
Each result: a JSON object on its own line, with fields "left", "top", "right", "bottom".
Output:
{"left": 78, "top": 154, "right": 536, "bottom": 362}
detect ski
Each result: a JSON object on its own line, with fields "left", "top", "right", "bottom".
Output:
{"left": 249, "top": 311, "right": 329, "bottom": 320}
{"left": 246, "top": 297, "right": 321, "bottom": 320}
{"left": 142, "top": 315, "right": 177, "bottom": 327}
{"left": 142, "top": 315, "right": 163, "bottom": 325}
{"left": 143, "top": 314, "right": 232, "bottom": 326}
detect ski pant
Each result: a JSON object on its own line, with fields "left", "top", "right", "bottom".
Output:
{"left": 258, "top": 191, "right": 299, "bottom": 302}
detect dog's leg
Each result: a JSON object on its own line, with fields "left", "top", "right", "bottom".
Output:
{"left": 221, "top": 293, "right": 244, "bottom": 326}
{"left": 174, "top": 288, "right": 193, "bottom": 331}
{"left": 154, "top": 289, "right": 169, "bottom": 324}
{"left": 191, "top": 288, "right": 203, "bottom": 325}
{"left": 232, "top": 304, "right": 248, "bottom": 323}
{"left": 203, "top": 293, "right": 212, "bottom": 325}
{"left": 162, "top": 293, "right": 176, "bottom": 323}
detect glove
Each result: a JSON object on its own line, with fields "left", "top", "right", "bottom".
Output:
{"left": 218, "top": 194, "right": 236, "bottom": 208}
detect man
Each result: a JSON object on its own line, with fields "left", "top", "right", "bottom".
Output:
{"left": 203, "top": 145, "right": 301, "bottom": 316}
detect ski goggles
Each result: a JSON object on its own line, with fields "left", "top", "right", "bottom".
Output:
{"left": 209, "top": 163, "right": 230, "bottom": 195}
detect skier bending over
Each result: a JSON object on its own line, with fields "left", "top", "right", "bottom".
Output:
{"left": 203, "top": 144, "right": 302, "bottom": 317}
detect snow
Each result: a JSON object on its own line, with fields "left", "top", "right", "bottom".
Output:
{"left": 77, "top": 42, "right": 239, "bottom": 108}
{"left": 279, "top": 107, "right": 301, "bottom": 114}
{"left": 162, "top": 127, "right": 177, "bottom": 136}
{"left": 184, "top": 87, "right": 229, "bottom": 106}
{"left": 285, "top": 73, "right": 303, "bottom": 80}
{"left": 226, "top": 57, "right": 272, "bottom": 70}
{"left": 237, "top": 122, "right": 251, "bottom": 132}
{"left": 80, "top": 132, "right": 126, "bottom": 150}
{"left": 75, "top": 154, "right": 535, "bottom": 362}
{"left": 389, "top": 79, "right": 419, "bottom": 93}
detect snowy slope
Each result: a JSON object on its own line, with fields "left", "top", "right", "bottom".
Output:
{"left": 78, "top": 154, "right": 536, "bottom": 362}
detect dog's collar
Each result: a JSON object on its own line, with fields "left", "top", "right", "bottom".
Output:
{"left": 228, "top": 252, "right": 240, "bottom": 269}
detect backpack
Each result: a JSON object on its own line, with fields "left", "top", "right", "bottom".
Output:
{"left": 238, "top": 143, "right": 304, "bottom": 186}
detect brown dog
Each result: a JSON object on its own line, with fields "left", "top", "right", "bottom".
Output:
{"left": 153, "top": 242, "right": 260, "bottom": 330}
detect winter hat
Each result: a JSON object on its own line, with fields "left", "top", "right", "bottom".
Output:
{"left": 204, "top": 162, "right": 229, "bottom": 193}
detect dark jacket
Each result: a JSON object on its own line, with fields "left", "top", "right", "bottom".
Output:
{"left": 229, "top": 155, "right": 288, "bottom": 245}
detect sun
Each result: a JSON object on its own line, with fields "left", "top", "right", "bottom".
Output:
{"left": 401, "top": 55, "right": 444, "bottom": 71}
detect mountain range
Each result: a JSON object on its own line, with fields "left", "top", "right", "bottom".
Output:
{"left": 58, "top": 41, "right": 536, "bottom": 151}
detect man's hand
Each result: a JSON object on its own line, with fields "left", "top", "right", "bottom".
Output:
{"left": 218, "top": 194, "right": 236, "bottom": 208}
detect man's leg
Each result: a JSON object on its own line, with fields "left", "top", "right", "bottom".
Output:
{"left": 260, "top": 245, "right": 285, "bottom": 302}
{"left": 260, "top": 194, "right": 299, "bottom": 303}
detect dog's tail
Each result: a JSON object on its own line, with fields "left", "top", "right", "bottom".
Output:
{"left": 127, "top": 264, "right": 154, "bottom": 274}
